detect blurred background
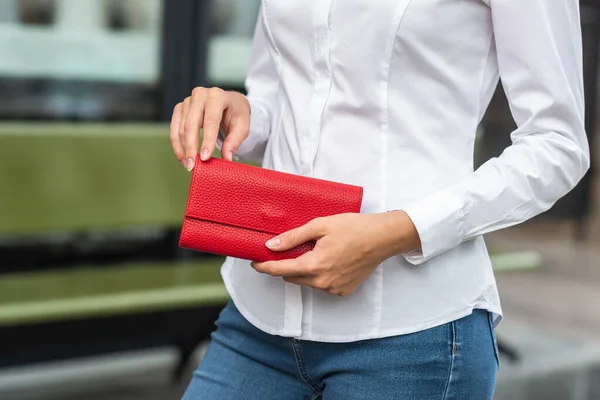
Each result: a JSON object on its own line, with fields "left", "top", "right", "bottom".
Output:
{"left": 0, "top": 1, "right": 598, "bottom": 399}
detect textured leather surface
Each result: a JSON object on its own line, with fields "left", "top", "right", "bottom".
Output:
{"left": 179, "top": 157, "right": 363, "bottom": 262}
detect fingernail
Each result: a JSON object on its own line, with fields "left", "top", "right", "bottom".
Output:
{"left": 228, "top": 150, "right": 234, "bottom": 161}
{"left": 266, "top": 237, "right": 280, "bottom": 249}
{"left": 201, "top": 148, "right": 210, "bottom": 161}
{"left": 186, "top": 158, "right": 194, "bottom": 172}
{"left": 181, "top": 159, "right": 187, "bottom": 168}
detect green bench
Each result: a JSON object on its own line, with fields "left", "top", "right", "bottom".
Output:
{"left": 0, "top": 261, "right": 228, "bottom": 327}
{"left": 0, "top": 122, "right": 535, "bottom": 373}
{"left": 0, "top": 123, "right": 229, "bottom": 379}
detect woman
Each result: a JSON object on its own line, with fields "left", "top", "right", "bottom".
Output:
{"left": 171, "top": 1, "right": 589, "bottom": 399}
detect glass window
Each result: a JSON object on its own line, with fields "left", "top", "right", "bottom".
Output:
{"left": 207, "top": 0, "right": 261, "bottom": 89}
{"left": 0, "top": 0, "right": 163, "bottom": 121}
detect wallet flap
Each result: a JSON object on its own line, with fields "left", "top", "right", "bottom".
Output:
{"left": 184, "top": 157, "right": 363, "bottom": 236}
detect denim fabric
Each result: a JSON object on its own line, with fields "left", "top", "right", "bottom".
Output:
{"left": 182, "top": 301, "right": 498, "bottom": 400}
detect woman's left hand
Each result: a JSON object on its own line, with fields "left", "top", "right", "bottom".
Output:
{"left": 251, "top": 211, "right": 421, "bottom": 297}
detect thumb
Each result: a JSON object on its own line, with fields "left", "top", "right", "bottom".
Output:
{"left": 266, "top": 218, "right": 326, "bottom": 252}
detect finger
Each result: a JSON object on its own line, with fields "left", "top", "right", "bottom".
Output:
{"left": 182, "top": 87, "right": 207, "bottom": 168}
{"left": 284, "top": 275, "right": 349, "bottom": 296}
{"left": 221, "top": 113, "right": 250, "bottom": 161}
{"left": 265, "top": 218, "right": 327, "bottom": 252}
{"left": 169, "top": 103, "right": 185, "bottom": 165}
{"left": 251, "top": 258, "right": 308, "bottom": 277}
{"left": 282, "top": 274, "right": 335, "bottom": 293}
{"left": 179, "top": 97, "right": 192, "bottom": 170}
{"left": 199, "top": 88, "right": 228, "bottom": 162}
{"left": 178, "top": 97, "right": 191, "bottom": 145}
{"left": 282, "top": 274, "right": 313, "bottom": 285}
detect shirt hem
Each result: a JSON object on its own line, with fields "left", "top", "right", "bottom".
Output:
{"left": 222, "top": 260, "right": 303, "bottom": 338}
{"left": 222, "top": 263, "right": 502, "bottom": 342}
{"left": 293, "top": 305, "right": 503, "bottom": 343}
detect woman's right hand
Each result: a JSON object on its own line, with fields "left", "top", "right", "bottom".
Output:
{"left": 170, "top": 87, "right": 251, "bottom": 171}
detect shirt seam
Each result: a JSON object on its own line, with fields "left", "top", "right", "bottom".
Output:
{"left": 477, "top": 33, "right": 495, "bottom": 124}
{"left": 382, "top": 0, "right": 415, "bottom": 209}
{"left": 309, "top": 0, "right": 335, "bottom": 174}
{"left": 259, "top": 2, "right": 285, "bottom": 163}
{"left": 377, "top": 0, "right": 413, "bottom": 336}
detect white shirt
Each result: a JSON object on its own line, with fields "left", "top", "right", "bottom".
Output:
{"left": 219, "top": 0, "right": 590, "bottom": 342}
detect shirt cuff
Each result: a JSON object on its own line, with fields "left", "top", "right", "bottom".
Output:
{"left": 401, "top": 189, "right": 467, "bottom": 265}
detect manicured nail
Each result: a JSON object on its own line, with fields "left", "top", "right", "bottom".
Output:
{"left": 228, "top": 150, "right": 234, "bottom": 161}
{"left": 181, "top": 159, "right": 187, "bottom": 168}
{"left": 201, "top": 148, "right": 210, "bottom": 161}
{"left": 186, "top": 158, "right": 194, "bottom": 172}
{"left": 266, "top": 237, "right": 280, "bottom": 249}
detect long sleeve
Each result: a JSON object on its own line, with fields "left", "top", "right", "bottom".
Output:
{"left": 402, "top": 0, "right": 590, "bottom": 265}
{"left": 232, "top": 4, "right": 280, "bottom": 163}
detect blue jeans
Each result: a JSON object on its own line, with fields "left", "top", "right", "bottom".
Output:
{"left": 182, "top": 301, "right": 499, "bottom": 400}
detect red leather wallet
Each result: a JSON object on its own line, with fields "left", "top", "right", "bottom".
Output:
{"left": 179, "top": 156, "right": 363, "bottom": 262}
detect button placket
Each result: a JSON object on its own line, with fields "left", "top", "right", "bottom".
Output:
{"left": 283, "top": 281, "right": 303, "bottom": 335}
{"left": 301, "top": 0, "right": 334, "bottom": 177}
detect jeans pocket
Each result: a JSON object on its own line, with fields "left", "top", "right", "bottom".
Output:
{"left": 487, "top": 312, "right": 500, "bottom": 368}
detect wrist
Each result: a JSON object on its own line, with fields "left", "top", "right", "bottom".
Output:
{"left": 376, "top": 210, "right": 421, "bottom": 257}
